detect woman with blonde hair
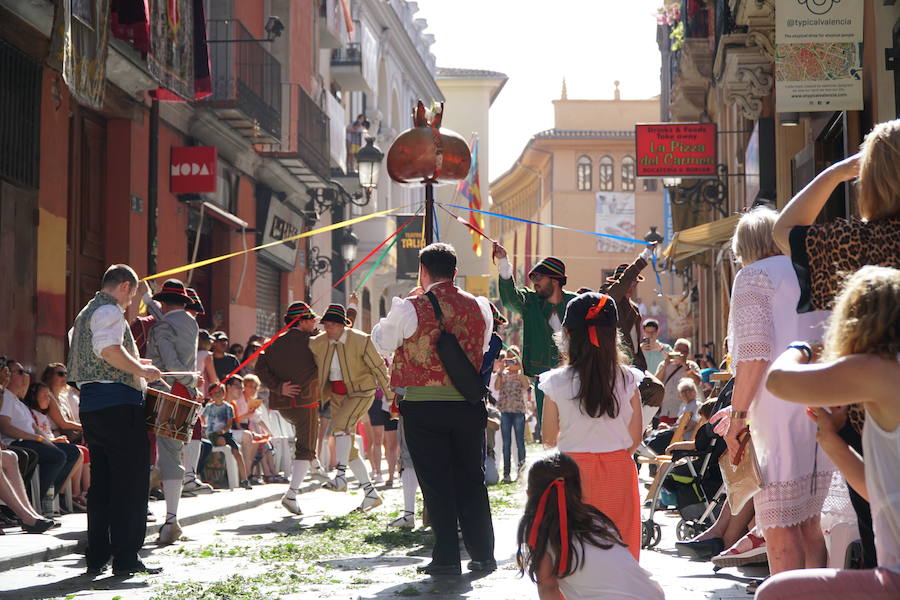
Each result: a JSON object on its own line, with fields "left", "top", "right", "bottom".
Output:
{"left": 717, "top": 206, "right": 833, "bottom": 576}
{"left": 757, "top": 266, "right": 900, "bottom": 599}
{"left": 774, "top": 119, "right": 900, "bottom": 312}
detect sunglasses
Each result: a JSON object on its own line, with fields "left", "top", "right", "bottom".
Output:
{"left": 11, "top": 368, "right": 29, "bottom": 376}
{"left": 56, "top": 371, "right": 68, "bottom": 377}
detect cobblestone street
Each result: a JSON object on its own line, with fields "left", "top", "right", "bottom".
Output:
{"left": 0, "top": 447, "right": 766, "bottom": 600}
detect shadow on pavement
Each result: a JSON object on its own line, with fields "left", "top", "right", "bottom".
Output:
{"left": 360, "top": 569, "right": 498, "bottom": 599}
{"left": 0, "top": 574, "right": 150, "bottom": 600}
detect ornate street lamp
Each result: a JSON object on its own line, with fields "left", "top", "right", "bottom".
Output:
{"left": 355, "top": 136, "right": 384, "bottom": 201}
{"left": 340, "top": 227, "right": 359, "bottom": 265}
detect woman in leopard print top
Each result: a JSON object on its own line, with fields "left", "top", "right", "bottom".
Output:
{"left": 773, "top": 119, "right": 900, "bottom": 312}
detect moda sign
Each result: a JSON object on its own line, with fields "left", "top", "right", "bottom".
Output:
{"left": 170, "top": 146, "right": 217, "bottom": 194}
{"left": 634, "top": 123, "right": 717, "bottom": 178}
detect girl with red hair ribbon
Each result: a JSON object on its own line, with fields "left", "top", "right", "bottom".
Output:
{"left": 516, "top": 453, "right": 664, "bottom": 599}
{"left": 537, "top": 292, "right": 646, "bottom": 561}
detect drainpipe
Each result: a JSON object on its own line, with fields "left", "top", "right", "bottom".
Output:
{"left": 148, "top": 98, "right": 159, "bottom": 275}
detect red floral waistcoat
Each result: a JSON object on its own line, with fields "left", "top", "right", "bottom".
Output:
{"left": 390, "top": 282, "right": 486, "bottom": 388}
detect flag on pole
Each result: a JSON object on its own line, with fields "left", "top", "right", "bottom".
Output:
{"left": 457, "top": 137, "right": 484, "bottom": 256}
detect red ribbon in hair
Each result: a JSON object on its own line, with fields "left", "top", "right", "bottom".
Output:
{"left": 584, "top": 294, "right": 611, "bottom": 348}
{"left": 527, "top": 477, "right": 569, "bottom": 575}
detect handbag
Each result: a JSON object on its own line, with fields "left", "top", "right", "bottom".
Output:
{"left": 639, "top": 371, "right": 665, "bottom": 408}
{"left": 718, "top": 426, "right": 763, "bottom": 513}
{"left": 424, "top": 291, "right": 489, "bottom": 406}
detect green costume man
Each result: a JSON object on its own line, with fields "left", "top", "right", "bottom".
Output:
{"left": 493, "top": 244, "right": 576, "bottom": 441}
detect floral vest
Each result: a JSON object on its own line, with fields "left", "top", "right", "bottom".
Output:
{"left": 67, "top": 291, "right": 141, "bottom": 390}
{"left": 391, "top": 283, "right": 486, "bottom": 388}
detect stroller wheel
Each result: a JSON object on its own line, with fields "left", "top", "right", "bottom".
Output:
{"left": 676, "top": 519, "right": 697, "bottom": 541}
{"left": 641, "top": 520, "right": 662, "bottom": 549}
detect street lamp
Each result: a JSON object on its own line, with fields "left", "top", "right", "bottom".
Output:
{"left": 355, "top": 136, "right": 384, "bottom": 201}
{"left": 340, "top": 227, "right": 359, "bottom": 264}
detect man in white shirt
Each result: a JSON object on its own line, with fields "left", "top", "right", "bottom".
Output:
{"left": 371, "top": 243, "right": 496, "bottom": 576}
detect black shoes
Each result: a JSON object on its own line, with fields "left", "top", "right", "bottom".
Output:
{"left": 112, "top": 562, "right": 164, "bottom": 577}
{"left": 21, "top": 518, "right": 55, "bottom": 534}
{"left": 416, "top": 562, "right": 462, "bottom": 576}
{"left": 675, "top": 537, "right": 724, "bottom": 560}
{"left": 467, "top": 559, "right": 497, "bottom": 573}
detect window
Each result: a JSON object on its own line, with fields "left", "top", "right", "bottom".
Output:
{"left": 642, "top": 178, "right": 658, "bottom": 192}
{"left": 622, "top": 156, "right": 635, "bottom": 191}
{"left": 599, "top": 156, "right": 614, "bottom": 191}
{"left": 576, "top": 155, "right": 592, "bottom": 190}
{"left": 575, "top": 156, "right": 591, "bottom": 192}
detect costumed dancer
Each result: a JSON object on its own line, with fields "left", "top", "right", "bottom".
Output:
{"left": 67, "top": 264, "right": 163, "bottom": 576}
{"left": 144, "top": 279, "right": 200, "bottom": 545}
{"left": 494, "top": 244, "right": 577, "bottom": 442}
{"left": 310, "top": 304, "right": 390, "bottom": 512}
{"left": 182, "top": 288, "right": 213, "bottom": 495}
{"left": 372, "top": 243, "right": 496, "bottom": 575}
{"left": 598, "top": 244, "right": 656, "bottom": 371}
{"left": 255, "top": 302, "right": 322, "bottom": 515}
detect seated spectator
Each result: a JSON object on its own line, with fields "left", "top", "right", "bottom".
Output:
{"left": 0, "top": 363, "right": 79, "bottom": 510}
{"left": 645, "top": 378, "right": 702, "bottom": 456}
{"left": 242, "top": 375, "right": 283, "bottom": 483}
{"left": 211, "top": 332, "right": 240, "bottom": 380}
{"left": 203, "top": 383, "right": 251, "bottom": 489}
{"left": 0, "top": 448, "right": 55, "bottom": 533}
{"left": 653, "top": 339, "right": 702, "bottom": 425}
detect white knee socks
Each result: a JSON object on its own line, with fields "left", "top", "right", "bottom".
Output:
{"left": 319, "top": 440, "right": 331, "bottom": 470}
{"left": 334, "top": 434, "right": 352, "bottom": 468}
{"left": 182, "top": 440, "right": 201, "bottom": 481}
{"left": 348, "top": 456, "right": 372, "bottom": 487}
{"left": 401, "top": 468, "right": 418, "bottom": 514}
{"left": 162, "top": 479, "right": 182, "bottom": 520}
{"left": 287, "top": 460, "right": 310, "bottom": 499}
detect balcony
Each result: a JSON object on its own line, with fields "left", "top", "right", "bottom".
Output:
{"left": 325, "top": 92, "right": 347, "bottom": 173}
{"left": 319, "top": 0, "right": 347, "bottom": 49}
{"left": 331, "top": 43, "right": 370, "bottom": 92}
{"left": 257, "top": 85, "right": 331, "bottom": 184}
{"left": 200, "top": 19, "right": 282, "bottom": 143}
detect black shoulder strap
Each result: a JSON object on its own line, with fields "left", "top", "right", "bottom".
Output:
{"left": 424, "top": 291, "right": 445, "bottom": 330}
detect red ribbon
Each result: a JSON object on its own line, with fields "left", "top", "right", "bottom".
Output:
{"left": 331, "top": 213, "right": 421, "bottom": 290}
{"left": 584, "top": 294, "right": 611, "bottom": 348}
{"left": 527, "top": 477, "right": 569, "bottom": 575}
{"left": 210, "top": 315, "right": 301, "bottom": 394}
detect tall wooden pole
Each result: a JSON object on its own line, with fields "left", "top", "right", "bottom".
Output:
{"left": 424, "top": 183, "right": 434, "bottom": 245}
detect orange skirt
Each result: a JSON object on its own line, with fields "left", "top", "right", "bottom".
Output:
{"left": 568, "top": 449, "right": 641, "bottom": 561}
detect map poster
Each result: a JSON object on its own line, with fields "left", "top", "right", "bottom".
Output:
{"left": 595, "top": 192, "right": 636, "bottom": 254}
{"left": 775, "top": 0, "right": 863, "bottom": 112}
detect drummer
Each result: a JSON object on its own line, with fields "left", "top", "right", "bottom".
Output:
{"left": 67, "top": 264, "right": 163, "bottom": 577}
{"left": 145, "top": 278, "right": 199, "bottom": 547}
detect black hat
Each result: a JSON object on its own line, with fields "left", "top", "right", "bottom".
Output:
{"left": 153, "top": 279, "right": 192, "bottom": 305}
{"left": 186, "top": 287, "right": 205, "bottom": 314}
{"left": 606, "top": 263, "right": 645, "bottom": 283}
{"left": 576, "top": 287, "right": 593, "bottom": 294}
{"left": 320, "top": 304, "right": 351, "bottom": 326}
{"left": 490, "top": 302, "right": 507, "bottom": 326}
{"left": 284, "top": 301, "right": 317, "bottom": 321}
{"left": 563, "top": 292, "right": 618, "bottom": 336}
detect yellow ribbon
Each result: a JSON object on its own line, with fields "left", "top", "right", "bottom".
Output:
{"left": 144, "top": 206, "right": 404, "bottom": 281}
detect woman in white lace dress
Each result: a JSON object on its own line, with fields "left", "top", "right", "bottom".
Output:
{"left": 722, "top": 207, "right": 834, "bottom": 575}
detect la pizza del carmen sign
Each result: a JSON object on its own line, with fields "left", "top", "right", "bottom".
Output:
{"left": 635, "top": 123, "right": 717, "bottom": 178}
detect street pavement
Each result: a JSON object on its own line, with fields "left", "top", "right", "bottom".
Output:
{"left": 0, "top": 448, "right": 767, "bottom": 599}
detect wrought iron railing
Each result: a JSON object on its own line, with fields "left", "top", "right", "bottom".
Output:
{"left": 331, "top": 43, "right": 362, "bottom": 65}
{"left": 257, "top": 84, "right": 330, "bottom": 181}
{"left": 682, "top": 0, "right": 709, "bottom": 39}
{"left": 0, "top": 39, "right": 41, "bottom": 188}
{"left": 202, "top": 19, "right": 282, "bottom": 139}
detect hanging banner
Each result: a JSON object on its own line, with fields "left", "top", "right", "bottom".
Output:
{"left": 49, "top": 0, "right": 112, "bottom": 108}
{"left": 775, "top": 0, "right": 863, "bottom": 112}
{"left": 594, "top": 192, "right": 636, "bottom": 254}
{"left": 147, "top": 0, "right": 195, "bottom": 101}
{"left": 395, "top": 215, "right": 424, "bottom": 280}
{"left": 635, "top": 123, "right": 717, "bottom": 178}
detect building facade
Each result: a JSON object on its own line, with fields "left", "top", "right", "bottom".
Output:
{"left": 490, "top": 88, "right": 681, "bottom": 347}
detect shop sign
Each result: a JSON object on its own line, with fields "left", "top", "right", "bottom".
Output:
{"left": 170, "top": 146, "right": 217, "bottom": 194}
{"left": 635, "top": 123, "right": 717, "bottom": 177}
{"left": 261, "top": 196, "right": 304, "bottom": 270}
{"left": 395, "top": 215, "right": 424, "bottom": 280}
{"left": 775, "top": 0, "right": 863, "bottom": 112}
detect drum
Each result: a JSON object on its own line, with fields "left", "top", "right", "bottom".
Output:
{"left": 145, "top": 388, "right": 202, "bottom": 442}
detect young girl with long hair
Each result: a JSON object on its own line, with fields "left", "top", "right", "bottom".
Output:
{"left": 759, "top": 266, "right": 900, "bottom": 599}
{"left": 516, "top": 453, "right": 664, "bottom": 599}
{"left": 538, "top": 292, "right": 644, "bottom": 559}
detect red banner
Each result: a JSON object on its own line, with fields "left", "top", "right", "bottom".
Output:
{"left": 170, "top": 146, "right": 217, "bottom": 194}
{"left": 635, "top": 123, "right": 717, "bottom": 178}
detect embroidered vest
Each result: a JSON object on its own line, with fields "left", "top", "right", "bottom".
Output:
{"left": 391, "top": 283, "right": 486, "bottom": 388}
{"left": 67, "top": 291, "right": 142, "bottom": 390}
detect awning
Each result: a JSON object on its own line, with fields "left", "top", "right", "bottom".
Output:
{"left": 663, "top": 214, "right": 741, "bottom": 264}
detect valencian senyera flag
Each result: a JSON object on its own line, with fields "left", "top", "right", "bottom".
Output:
{"left": 457, "top": 137, "right": 483, "bottom": 256}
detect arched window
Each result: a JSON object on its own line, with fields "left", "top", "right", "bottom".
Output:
{"left": 621, "top": 156, "right": 635, "bottom": 191}
{"left": 599, "top": 156, "right": 614, "bottom": 191}
{"left": 576, "top": 155, "right": 592, "bottom": 191}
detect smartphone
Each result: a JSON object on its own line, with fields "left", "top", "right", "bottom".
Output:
{"left": 504, "top": 358, "right": 517, "bottom": 366}
{"left": 668, "top": 352, "right": 683, "bottom": 358}
{"left": 640, "top": 337, "right": 650, "bottom": 345}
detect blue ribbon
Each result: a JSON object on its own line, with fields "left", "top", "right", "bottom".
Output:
{"left": 650, "top": 252, "right": 664, "bottom": 296}
{"left": 433, "top": 207, "right": 441, "bottom": 242}
{"left": 442, "top": 203, "right": 650, "bottom": 246}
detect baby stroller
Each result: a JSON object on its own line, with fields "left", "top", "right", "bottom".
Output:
{"left": 640, "top": 379, "right": 733, "bottom": 549}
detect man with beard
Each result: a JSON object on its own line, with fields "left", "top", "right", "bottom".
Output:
{"left": 493, "top": 245, "right": 577, "bottom": 442}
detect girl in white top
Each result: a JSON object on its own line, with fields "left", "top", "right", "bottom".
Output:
{"left": 539, "top": 292, "right": 645, "bottom": 560}
{"left": 516, "top": 453, "right": 665, "bottom": 600}
{"left": 759, "top": 266, "right": 900, "bottom": 599}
